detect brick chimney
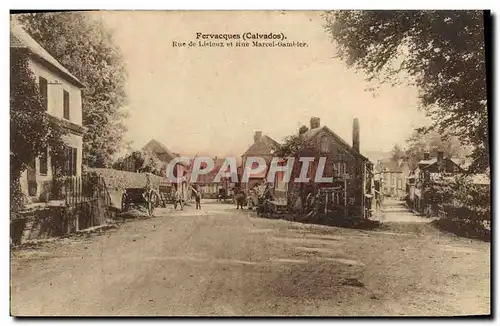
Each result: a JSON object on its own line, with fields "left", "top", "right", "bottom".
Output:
{"left": 254, "top": 131, "right": 262, "bottom": 143}
{"left": 310, "top": 117, "right": 320, "bottom": 129}
{"left": 423, "top": 152, "right": 430, "bottom": 160}
{"left": 352, "top": 118, "right": 360, "bottom": 152}
{"left": 299, "top": 125, "right": 308, "bottom": 135}
{"left": 437, "top": 150, "right": 444, "bottom": 163}
{"left": 437, "top": 150, "right": 444, "bottom": 172}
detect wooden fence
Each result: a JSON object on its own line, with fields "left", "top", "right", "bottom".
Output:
{"left": 62, "top": 173, "right": 113, "bottom": 230}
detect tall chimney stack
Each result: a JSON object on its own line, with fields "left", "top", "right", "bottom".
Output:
{"left": 437, "top": 150, "right": 444, "bottom": 163}
{"left": 437, "top": 150, "right": 444, "bottom": 172}
{"left": 352, "top": 118, "right": 360, "bottom": 152}
{"left": 254, "top": 131, "right": 262, "bottom": 143}
{"left": 310, "top": 117, "right": 320, "bottom": 129}
{"left": 423, "top": 151, "right": 430, "bottom": 160}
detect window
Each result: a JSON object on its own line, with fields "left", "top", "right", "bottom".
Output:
{"left": 391, "top": 175, "right": 395, "bottom": 185}
{"left": 64, "top": 147, "right": 78, "bottom": 176}
{"left": 397, "top": 179, "right": 402, "bottom": 189}
{"left": 63, "top": 90, "right": 70, "bottom": 120}
{"left": 39, "top": 148, "right": 48, "bottom": 175}
{"left": 39, "top": 77, "right": 48, "bottom": 111}
{"left": 333, "top": 161, "right": 347, "bottom": 177}
{"left": 319, "top": 136, "right": 329, "bottom": 153}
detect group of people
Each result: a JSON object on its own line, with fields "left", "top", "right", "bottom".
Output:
{"left": 235, "top": 182, "right": 274, "bottom": 210}
{"left": 168, "top": 181, "right": 274, "bottom": 212}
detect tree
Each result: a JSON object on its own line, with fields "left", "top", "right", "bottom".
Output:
{"left": 391, "top": 144, "right": 405, "bottom": 161}
{"left": 10, "top": 50, "right": 67, "bottom": 212}
{"left": 324, "top": 11, "right": 489, "bottom": 173}
{"left": 274, "top": 126, "right": 314, "bottom": 158}
{"left": 16, "top": 12, "right": 128, "bottom": 168}
{"left": 112, "top": 150, "right": 164, "bottom": 176}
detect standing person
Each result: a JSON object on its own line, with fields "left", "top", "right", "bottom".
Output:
{"left": 191, "top": 185, "right": 201, "bottom": 210}
{"left": 235, "top": 189, "right": 246, "bottom": 210}
{"left": 248, "top": 187, "right": 258, "bottom": 210}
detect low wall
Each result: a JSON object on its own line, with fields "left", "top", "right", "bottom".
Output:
{"left": 10, "top": 197, "right": 112, "bottom": 245}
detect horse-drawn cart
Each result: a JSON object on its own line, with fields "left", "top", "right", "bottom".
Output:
{"left": 158, "top": 184, "right": 184, "bottom": 210}
{"left": 121, "top": 187, "right": 156, "bottom": 216}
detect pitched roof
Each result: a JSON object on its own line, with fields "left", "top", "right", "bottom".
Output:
{"left": 302, "top": 126, "right": 369, "bottom": 162}
{"left": 469, "top": 174, "right": 490, "bottom": 185}
{"left": 142, "top": 139, "right": 179, "bottom": 160}
{"left": 10, "top": 21, "right": 85, "bottom": 88}
{"left": 376, "top": 158, "right": 404, "bottom": 172}
{"left": 242, "top": 134, "right": 279, "bottom": 157}
{"left": 418, "top": 157, "right": 463, "bottom": 170}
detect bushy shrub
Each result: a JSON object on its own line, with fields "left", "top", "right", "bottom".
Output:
{"left": 434, "top": 175, "right": 491, "bottom": 240}
{"left": 423, "top": 181, "right": 454, "bottom": 207}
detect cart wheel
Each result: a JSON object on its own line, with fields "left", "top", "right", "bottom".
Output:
{"left": 148, "top": 200, "right": 153, "bottom": 216}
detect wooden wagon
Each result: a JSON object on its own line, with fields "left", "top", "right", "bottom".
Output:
{"left": 158, "top": 184, "right": 184, "bottom": 210}
{"left": 121, "top": 187, "right": 156, "bottom": 216}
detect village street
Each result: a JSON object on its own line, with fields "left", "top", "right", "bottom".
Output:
{"left": 11, "top": 202, "right": 490, "bottom": 317}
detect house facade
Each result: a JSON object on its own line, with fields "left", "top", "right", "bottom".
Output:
{"left": 375, "top": 158, "right": 411, "bottom": 199}
{"left": 11, "top": 22, "right": 86, "bottom": 200}
{"left": 194, "top": 157, "right": 235, "bottom": 198}
{"left": 406, "top": 151, "right": 464, "bottom": 214}
{"left": 240, "top": 131, "right": 280, "bottom": 193}
{"left": 286, "top": 117, "right": 374, "bottom": 219}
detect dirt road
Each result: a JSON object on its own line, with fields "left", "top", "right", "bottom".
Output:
{"left": 11, "top": 202, "right": 490, "bottom": 316}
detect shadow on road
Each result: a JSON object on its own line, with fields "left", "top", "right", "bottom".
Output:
{"left": 271, "top": 214, "right": 383, "bottom": 231}
{"left": 432, "top": 219, "right": 491, "bottom": 243}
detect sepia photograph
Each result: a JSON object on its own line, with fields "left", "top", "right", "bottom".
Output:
{"left": 9, "top": 10, "right": 491, "bottom": 317}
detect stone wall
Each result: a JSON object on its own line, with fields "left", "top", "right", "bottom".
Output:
{"left": 10, "top": 197, "right": 112, "bottom": 245}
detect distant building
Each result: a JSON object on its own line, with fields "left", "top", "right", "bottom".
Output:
{"left": 407, "top": 150, "right": 464, "bottom": 214}
{"left": 240, "top": 131, "right": 280, "bottom": 192}
{"left": 119, "top": 139, "right": 180, "bottom": 174}
{"left": 142, "top": 139, "right": 180, "bottom": 164}
{"left": 375, "top": 158, "right": 411, "bottom": 199}
{"left": 195, "top": 157, "right": 236, "bottom": 198}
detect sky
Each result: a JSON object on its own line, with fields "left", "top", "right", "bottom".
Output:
{"left": 96, "top": 11, "right": 430, "bottom": 158}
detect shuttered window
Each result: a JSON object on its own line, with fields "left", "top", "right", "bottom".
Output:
{"left": 39, "top": 77, "right": 48, "bottom": 111}
{"left": 39, "top": 147, "right": 48, "bottom": 175}
{"left": 63, "top": 90, "right": 70, "bottom": 120}
{"left": 64, "top": 147, "right": 78, "bottom": 176}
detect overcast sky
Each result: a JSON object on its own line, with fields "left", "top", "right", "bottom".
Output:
{"left": 96, "top": 11, "right": 430, "bottom": 157}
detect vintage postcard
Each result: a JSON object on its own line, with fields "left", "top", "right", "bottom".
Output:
{"left": 9, "top": 10, "right": 490, "bottom": 317}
